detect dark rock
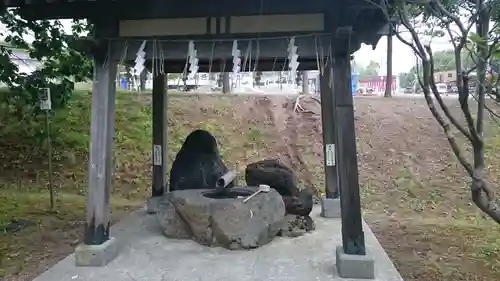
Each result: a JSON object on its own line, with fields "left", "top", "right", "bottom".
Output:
{"left": 245, "top": 159, "right": 299, "bottom": 196}
{"left": 282, "top": 189, "right": 314, "bottom": 216}
{"left": 277, "top": 215, "right": 316, "bottom": 237}
{"left": 245, "top": 159, "right": 314, "bottom": 216}
{"left": 169, "top": 130, "right": 233, "bottom": 191}
{"left": 156, "top": 187, "right": 286, "bottom": 249}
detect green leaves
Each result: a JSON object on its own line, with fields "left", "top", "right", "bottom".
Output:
{"left": 356, "top": 60, "right": 381, "bottom": 80}
{"left": 0, "top": 9, "right": 93, "bottom": 111}
{"left": 468, "top": 32, "right": 488, "bottom": 45}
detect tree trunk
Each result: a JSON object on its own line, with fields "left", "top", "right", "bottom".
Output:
{"left": 139, "top": 69, "right": 147, "bottom": 91}
{"left": 469, "top": 0, "right": 500, "bottom": 223}
{"left": 217, "top": 73, "right": 222, "bottom": 87}
{"left": 384, "top": 28, "right": 393, "bottom": 98}
{"left": 222, "top": 72, "right": 230, "bottom": 93}
{"left": 279, "top": 72, "right": 283, "bottom": 91}
{"left": 302, "top": 71, "right": 309, "bottom": 94}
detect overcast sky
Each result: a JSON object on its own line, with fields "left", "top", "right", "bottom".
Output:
{"left": 355, "top": 35, "right": 453, "bottom": 75}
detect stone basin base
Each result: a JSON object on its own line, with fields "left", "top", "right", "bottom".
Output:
{"left": 156, "top": 188, "right": 286, "bottom": 249}
{"left": 33, "top": 206, "right": 403, "bottom": 281}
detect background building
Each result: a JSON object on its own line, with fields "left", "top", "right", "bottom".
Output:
{"left": 358, "top": 75, "right": 397, "bottom": 93}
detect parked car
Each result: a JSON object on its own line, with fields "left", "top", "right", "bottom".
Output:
{"left": 436, "top": 83, "right": 448, "bottom": 95}
{"left": 404, "top": 87, "right": 413, "bottom": 94}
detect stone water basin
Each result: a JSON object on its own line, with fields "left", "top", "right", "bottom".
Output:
{"left": 156, "top": 187, "right": 286, "bottom": 250}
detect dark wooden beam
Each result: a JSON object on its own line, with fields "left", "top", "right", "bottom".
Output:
{"left": 106, "top": 36, "right": 334, "bottom": 61}
{"left": 143, "top": 59, "right": 321, "bottom": 73}
{"left": 73, "top": 38, "right": 325, "bottom": 72}
{"left": 333, "top": 27, "right": 366, "bottom": 256}
{"left": 14, "top": 0, "right": 330, "bottom": 20}
{"left": 151, "top": 73, "right": 167, "bottom": 197}
{"left": 72, "top": 30, "right": 378, "bottom": 64}
{"left": 319, "top": 57, "right": 339, "bottom": 199}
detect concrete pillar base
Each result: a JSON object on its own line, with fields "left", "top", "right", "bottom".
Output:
{"left": 335, "top": 245, "right": 375, "bottom": 279}
{"left": 146, "top": 196, "right": 162, "bottom": 214}
{"left": 75, "top": 237, "right": 120, "bottom": 267}
{"left": 320, "top": 197, "right": 341, "bottom": 218}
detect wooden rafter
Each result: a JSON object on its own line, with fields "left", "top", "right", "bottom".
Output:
{"left": 3, "top": 0, "right": 118, "bottom": 6}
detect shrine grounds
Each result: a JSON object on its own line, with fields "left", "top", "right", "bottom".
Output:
{"left": 1, "top": 91, "right": 500, "bottom": 280}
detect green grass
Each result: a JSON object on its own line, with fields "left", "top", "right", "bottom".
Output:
{"left": 0, "top": 188, "right": 140, "bottom": 277}
{"left": 0, "top": 90, "right": 154, "bottom": 279}
{"left": 0, "top": 90, "right": 153, "bottom": 195}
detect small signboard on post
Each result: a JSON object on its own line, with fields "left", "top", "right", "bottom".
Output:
{"left": 39, "top": 88, "right": 51, "bottom": 111}
{"left": 153, "top": 144, "right": 162, "bottom": 166}
{"left": 326, "top": 144, "right": 335, "bottom": 166}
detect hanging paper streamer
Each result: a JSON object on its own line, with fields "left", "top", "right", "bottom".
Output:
{"left": 288, "top": 37, "right": 299, "bottom": 82}
{"left": 133, "top": 40, "right": 147, "bottom": 75}
{"left": 232, "top": 40, "right": 241, "bottom": 75}
{"left": 187, "top": 41, "right": 199, "bottom": 80}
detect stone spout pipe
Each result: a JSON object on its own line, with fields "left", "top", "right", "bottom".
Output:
{"left": 215, "top": 170, "right": 237, "bottom": 193}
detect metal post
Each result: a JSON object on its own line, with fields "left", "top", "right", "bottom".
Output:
{"left": 45, "top": 110, "right": 54, "bottom": 210}
{"left": 334, "top": 35, "right": 366, "bottom": 255}
{"left": 40, "top": 87, "right": 54, "bottom": 210}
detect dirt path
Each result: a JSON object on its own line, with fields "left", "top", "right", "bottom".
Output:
{"left": 241, "top": 96, "right": 323, "bottom": 195}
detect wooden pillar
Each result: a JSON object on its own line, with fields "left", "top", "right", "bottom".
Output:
{"left": 152, "top": 73, "right": 168, "bottom": 197}
{"left": 319, "top": 62, "right": 339, "bottom": 198}
{"left": 84, "top": 57, "right": 117, "bottom": 245}
{"left": 334, "top": 34, "right": 366, "bottom": 255}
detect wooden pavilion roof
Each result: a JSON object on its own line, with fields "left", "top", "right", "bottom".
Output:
{"left": 3, "top": 0, "right": 394, "bottom": 59}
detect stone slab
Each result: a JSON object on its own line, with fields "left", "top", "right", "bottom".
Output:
{"left": 34, "top": 206, "right": 403, "bottom": 281}
{"left": 157, "top": 188, "right": 286, "bottom": 249}
{"left": 336, "top": 245, "right": 375, "bottom": 279}
{"left": 74, "top": 237, "right": 120, "bottom": 267}
{"left": 321, "top": 197, "right": 341, "bottom": 218}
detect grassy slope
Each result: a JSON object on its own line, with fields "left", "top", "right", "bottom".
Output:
{"left": 354, "top": 98, "right": 500, "bottom": 281}
{"left": 0, "top": 92, "right": 500, "bottom": 280}
{"left": 0, "top": 92, "right": 151, "bottom": 278}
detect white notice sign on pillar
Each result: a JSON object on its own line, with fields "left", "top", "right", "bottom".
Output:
{"left": 325, "top": 144, "right": 335, "bottom": 166}
{"left": 153, "top": 145, "right": 162, "bottom": 166}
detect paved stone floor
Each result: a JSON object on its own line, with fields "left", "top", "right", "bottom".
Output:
{"left": 33, "top": 206, "right": 403, "bottom": 281}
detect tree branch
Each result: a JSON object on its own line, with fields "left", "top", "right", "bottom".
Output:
{"left": 419, "top": 57, "right": 474, "bottom": 175}
{"left": 425, "top": 45, "right": 476, "bottom": 142}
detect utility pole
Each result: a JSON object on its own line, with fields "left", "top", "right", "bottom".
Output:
{"left": 384, "top": 25, "right": 393, "bottom": 97}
